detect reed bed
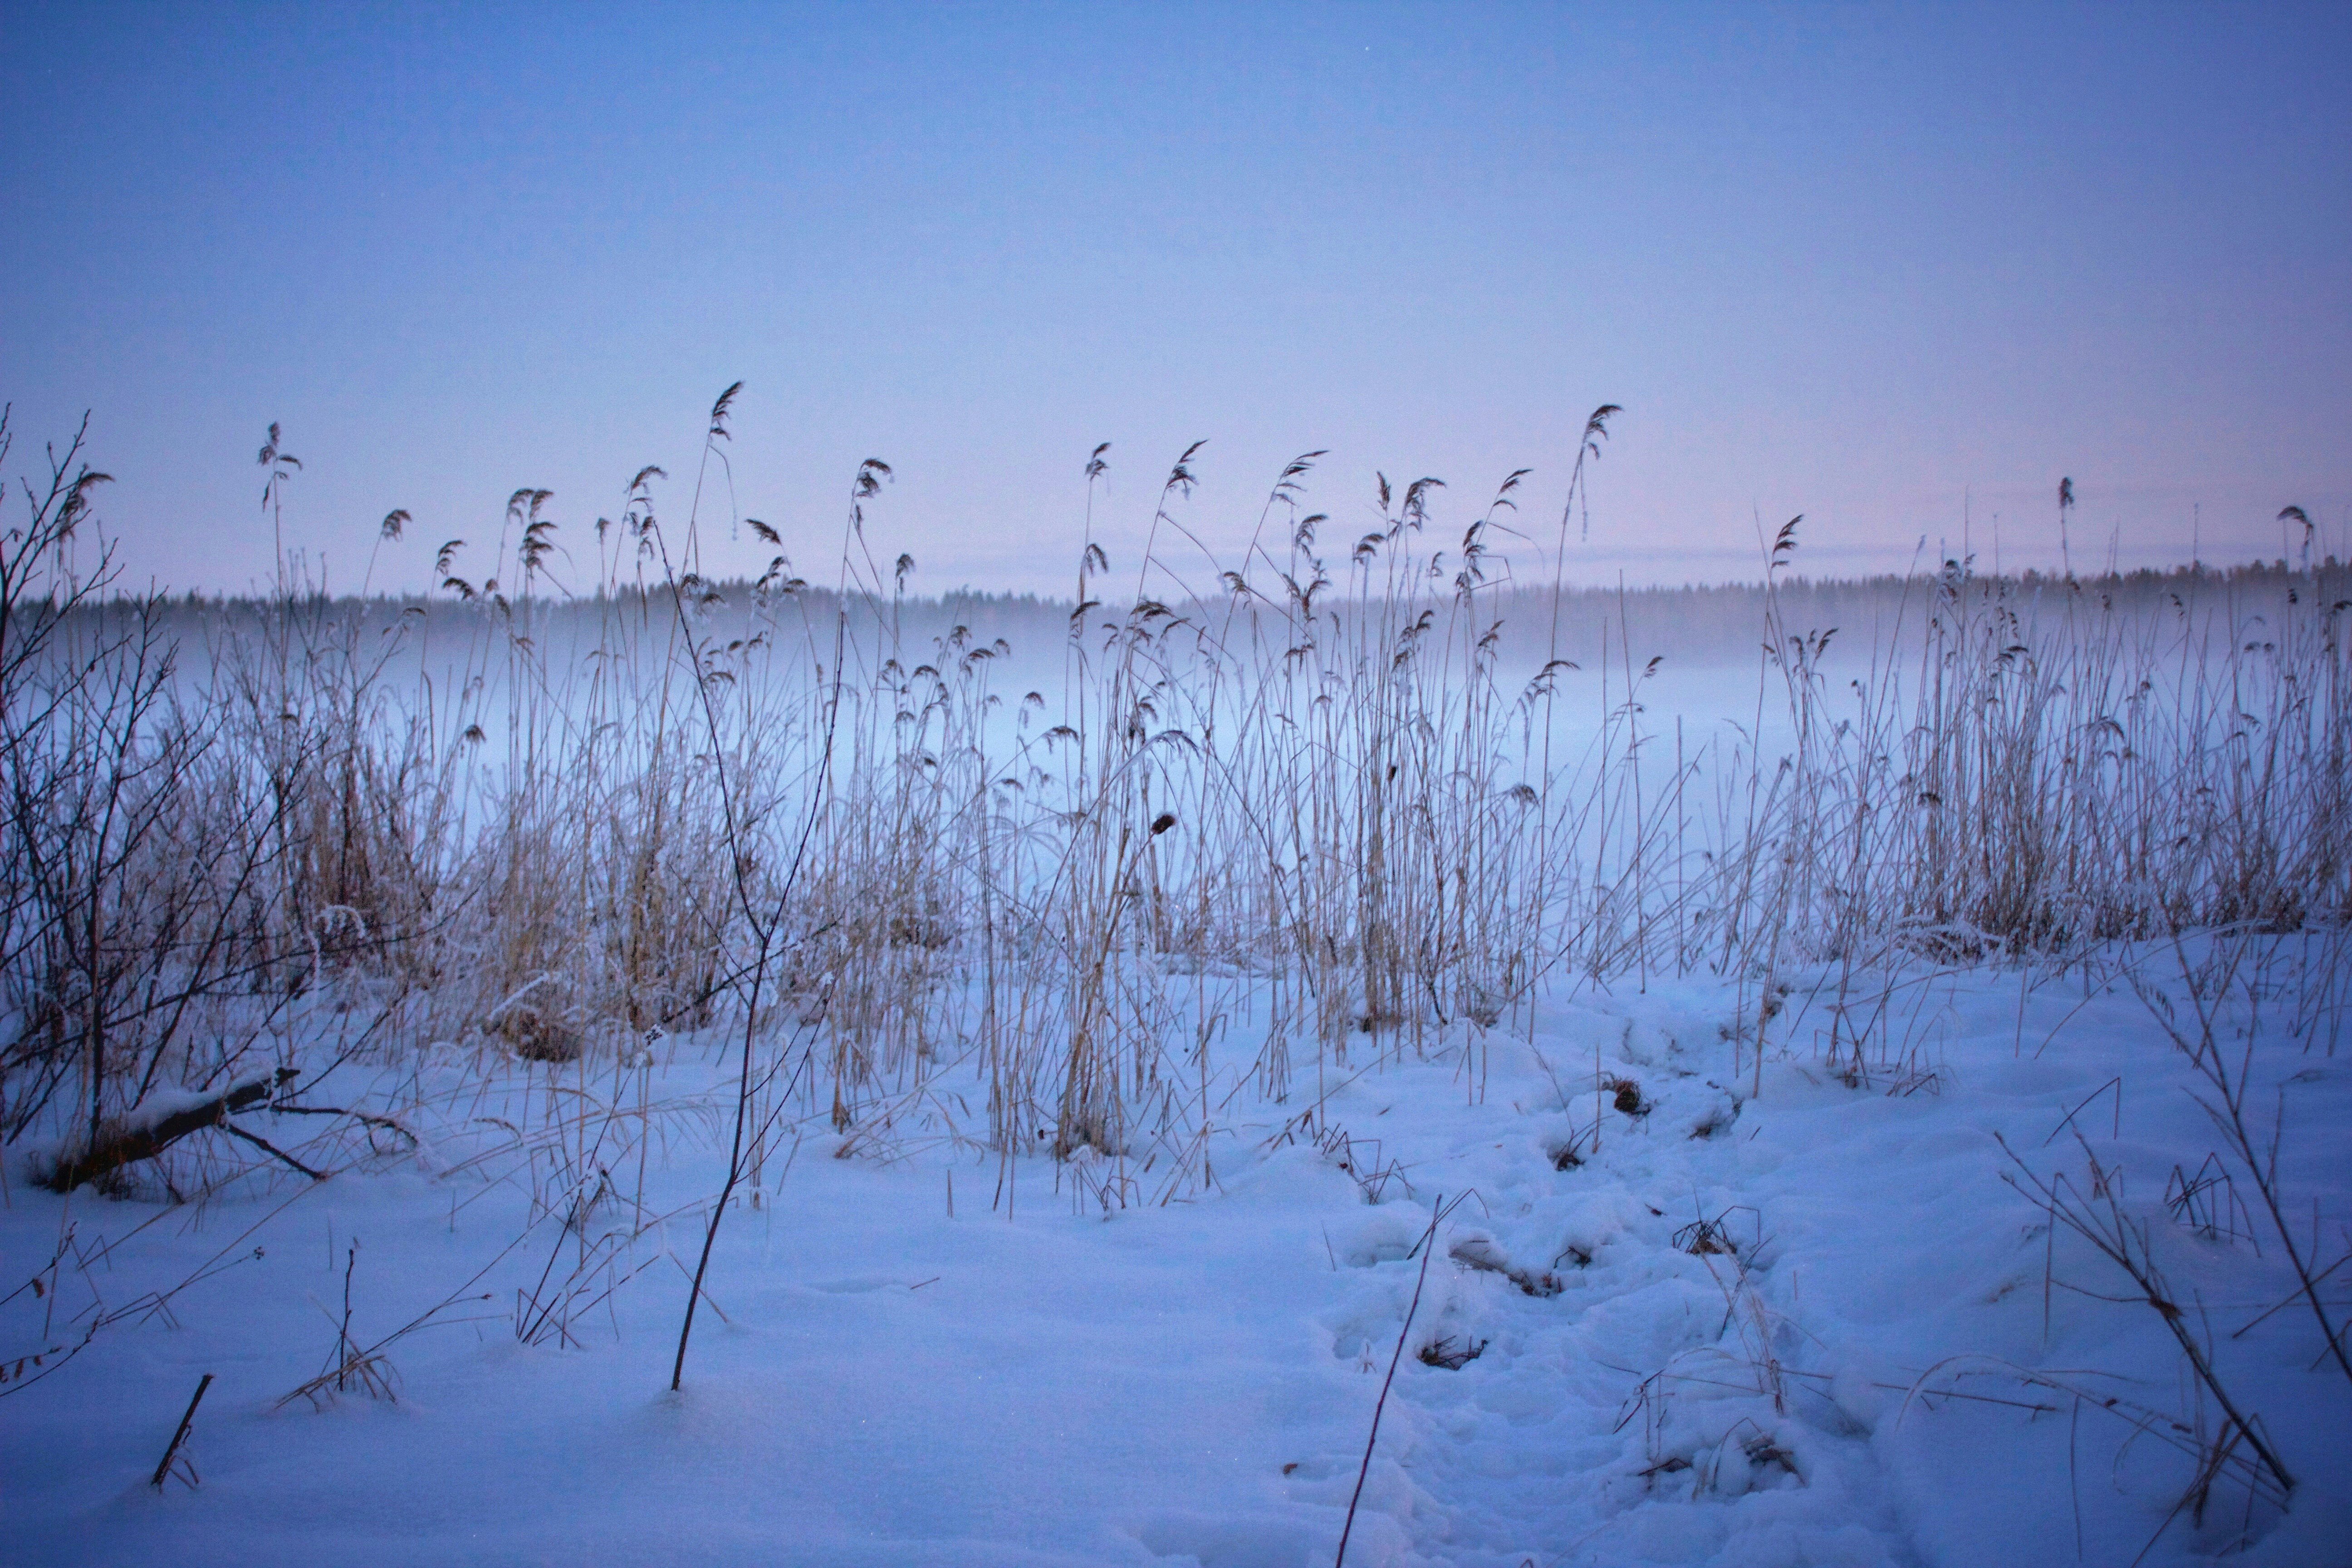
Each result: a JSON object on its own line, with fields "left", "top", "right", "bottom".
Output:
{"left": 4, "top": 402, "right": 2347, "bottom": 1200}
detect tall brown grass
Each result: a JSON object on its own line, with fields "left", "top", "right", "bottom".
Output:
{"left": 3, "top": 402, "right": 2345, "bottom": 1205}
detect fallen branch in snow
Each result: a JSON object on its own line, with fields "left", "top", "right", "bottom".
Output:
{"left": 43, "top": 1068, "right": 300, "bottom": 1194}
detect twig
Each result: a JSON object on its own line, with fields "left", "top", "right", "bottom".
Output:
{"left": 218, "top": 1122, "right": 327, "bottom": 1180}
{"left": 150, "top": 1372, "right": 212, "bottom": 1489}
{"left": 1336, "top": 1195, "right": 1441, "bottom": 1568}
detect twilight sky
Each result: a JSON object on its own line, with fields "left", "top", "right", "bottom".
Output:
{"left": 3, "top": 1, "right": 2347, "bottom": 598}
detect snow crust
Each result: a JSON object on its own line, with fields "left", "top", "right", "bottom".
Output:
{"left": 5, "top": 944, "right": 2347, "bottom": 1566}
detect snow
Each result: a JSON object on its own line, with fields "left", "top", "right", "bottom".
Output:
{"left": 5, "top": 943, "right": 2348, "bottom": 1566}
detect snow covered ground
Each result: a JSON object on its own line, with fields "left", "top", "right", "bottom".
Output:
{"left": 6, "top": 939, "right": 2348, "bottom": 1567}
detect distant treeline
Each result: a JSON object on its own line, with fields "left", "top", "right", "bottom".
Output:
{"left": 120, "top": 556, "right": 2349, "bottom": 676}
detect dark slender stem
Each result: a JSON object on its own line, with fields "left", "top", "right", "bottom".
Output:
{"left": 667, "top": 426, "right": 857, "bottom": 1394}
{"left": 219, "top": 1120, "right": 326, "bottom": 1180}
{"left": 151, "top": 1372, "right": 212, "bottom": 1488}
{"left": 1335, "top": 1196, "right": 1441, "bottom": 1568}
{"left": 670, "top": 958, "right": 768, "bottom": 1392}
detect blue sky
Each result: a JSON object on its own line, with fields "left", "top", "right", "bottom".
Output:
{"left": 3, "top": 1, "right": 2347, "bottom": 596}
